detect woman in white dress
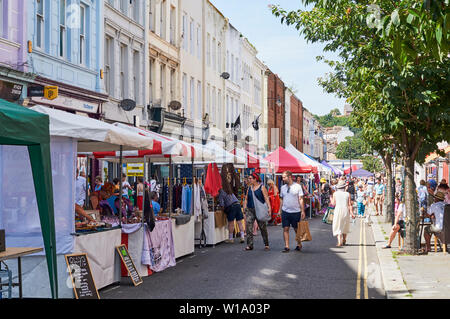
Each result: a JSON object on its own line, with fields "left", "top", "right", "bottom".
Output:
{"left": 331, "top": 180, "right": 355, "bottom": 246}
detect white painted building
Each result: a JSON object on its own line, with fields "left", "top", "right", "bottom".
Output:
{"left": 147, "top": 0, "right": 183, "bottom": 138}
{"left": 179, "top": 0, "right": 204, "bottom": 143}
{"left": 224, "top": 23, "right": 242, "bottom": 150}
{"left": 303, "top": 108, "right": 312, "bottom": 156}
{"left": 203, "top": 1, "right": 227, "bottom": 146}
{"left": 252, "top": 57, "right": 267, "bottom": 156}
{"left": 337, "top": 126, "right": 354, "bottom": 144}
{"left": 103, "top": 0, "right": 147, "bottom": 125}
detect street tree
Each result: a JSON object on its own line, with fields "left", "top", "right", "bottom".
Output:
{"left": 271, "top": 0, "right": 450, "bottom": 254}
{"left": 335, "top": 136, "right": 368, "bottom": 160}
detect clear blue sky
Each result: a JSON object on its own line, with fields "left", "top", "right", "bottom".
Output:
{"left": 211, "top": 0, "right": 346, "bottom": 116}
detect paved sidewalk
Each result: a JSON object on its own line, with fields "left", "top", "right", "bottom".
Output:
{"left": 369, "top": 207, "right": 450, "bottom": 299}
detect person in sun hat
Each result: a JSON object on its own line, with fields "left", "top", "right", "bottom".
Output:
{"left": 423, "top": 191, "right": 447, "bottom": 252}
{"left": 320, "top": 178, "right": 331, "bottom": 211}
{"left": 330, "top": 180, "right": 355, "bottom": 247}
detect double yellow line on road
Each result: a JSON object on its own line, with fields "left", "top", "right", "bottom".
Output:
{"left": 356, "top": 218, "right": 368, "bottom": 299}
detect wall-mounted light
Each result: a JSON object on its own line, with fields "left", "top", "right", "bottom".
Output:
{"left": 100, "top": 69, "right": 104, "bottom": 79}
{"left": 28, "top": 41, "right": 33, "bottom": 53}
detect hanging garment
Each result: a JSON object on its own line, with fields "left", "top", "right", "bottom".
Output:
{"left": 162, "top": 184, "right": 169, "bottom": 210}
{"left": 174, "top": 184, "right": 183, "bottom": 210}
{"left": 181, "top": 185, "right": 191, "bottom": 214}
{"left": 184, "top": 185, "right": 192, "bottom": 214}
{"left": 142, "top": 220, "right": 176, "bottom": 272}
{"left": 204, "top": 163, "right": 222, "bottom": 197}
{"left": 192, "top": 183, "right": 202, "bottom": 217}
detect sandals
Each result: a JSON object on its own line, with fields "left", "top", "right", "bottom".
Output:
{"left": 295, "top": 245, "right": 302, "bottom": 251}
{"left": 282, "top": 247, "right": 290, "bottom": 253}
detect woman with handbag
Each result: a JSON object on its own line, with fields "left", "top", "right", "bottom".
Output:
{"left": 243, "top": 173, "right": 271, "bottom": 251}
{"left": 330, "top": 180, "right": 355, "bottom": 247}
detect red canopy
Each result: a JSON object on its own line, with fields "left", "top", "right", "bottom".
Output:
{"left": 344, "top": 165, "right": 359, "bottom": 175}
{"left": 264, "top": 147, "right": 313, "bottom": 173}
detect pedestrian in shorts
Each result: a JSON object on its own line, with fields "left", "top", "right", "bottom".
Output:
{"left": 279, "top": 171, "right": 306, "bottom": 253}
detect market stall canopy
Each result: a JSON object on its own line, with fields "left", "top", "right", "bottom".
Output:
{"left": 321, "top": 160, "right": 344, "bottom": 175}
{"left": 205, "top": 141, "right": 245, "bottom": 164}
{"left": 230, "top": 148, "right": 270, "bottom": 169}
{"left": 0, "top": 99, "right": 58, "bottom": 298}
{"left": 344, "top": 165, "right": 359, "bottom": 175}
{"left": 351, "top": 168, "right": 374, "bottom": 177}
{"left": 285, "top": 144, "right": 329, "bottom": 174}
{"left": 30, "top": 106, "right": 157, "bottom": 152}
{"left": 112, "top": 123, "right": 191, "bottom": 158}
{"left": 264, "top": 147, "right": 313, "bottom": 173}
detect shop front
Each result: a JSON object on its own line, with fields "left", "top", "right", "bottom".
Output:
{"left": 27, "top": 76, "right": 108, "bottom": 118}
{"left": 0, "top": 106, "right": 156, "bottom": 298}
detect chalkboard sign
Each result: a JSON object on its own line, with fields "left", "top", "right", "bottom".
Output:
{"left": 116, "top": 245, "right": 143, "bottom": 286}
{"left": 64, "top": 253, "right": 100, "bottom": 299}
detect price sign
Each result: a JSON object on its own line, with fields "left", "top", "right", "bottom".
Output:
{"left": 64, "top": 253, "right": 99, "bottom": 299}
{"left": 116, "top": 245, "right": 143, "bottom": 286}
{"left": 126, "top": 163, "right": 144, "bottom": 177}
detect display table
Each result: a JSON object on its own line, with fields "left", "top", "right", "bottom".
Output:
{"left": 171, "top": 218, "right": 195, "bottom": 259}
{"left": 120, "top": 224, "right": 153, "bottom": 278}
{"left": 72, "top": 228, "right": 121, "bottom": 290}
{"left": 195, "top": 211, "right": 228, "bottom": 246}
{"left": 0, "top": 247, "right": 43, "bottom": 298}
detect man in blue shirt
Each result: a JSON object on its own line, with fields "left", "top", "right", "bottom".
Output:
{"left": 374, "top": 179, "right": 385, "bottom": 216}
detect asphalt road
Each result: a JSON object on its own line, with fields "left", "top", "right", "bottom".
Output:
{"left": 101, "top": 209, "right": 386, "bottom": 299}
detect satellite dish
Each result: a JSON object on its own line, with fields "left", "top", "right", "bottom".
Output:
{"left": 119, "top": 99, "right": 136, "bottom": 111}
{"left": 169, "top": 100, "right": 182, "bottom": 111}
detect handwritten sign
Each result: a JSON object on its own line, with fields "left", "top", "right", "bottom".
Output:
{"left": 64, "top": 253, "right": 99, "bottom": 299}
{"left": 116, "top": 245, "right": 143, "bottom": 286}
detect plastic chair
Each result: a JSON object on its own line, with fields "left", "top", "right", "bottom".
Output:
{"left": 0, "top": 261, "right": 13, "bottom": 299}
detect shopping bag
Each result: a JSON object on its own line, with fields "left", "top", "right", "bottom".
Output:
{"left": 296, "top": 220, "right": 312, "bottom": 242}
{"left": 325, "top": 207, "right": 334, "bottom": 224}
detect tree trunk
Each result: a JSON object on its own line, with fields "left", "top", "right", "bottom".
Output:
{"left": 383, "top": 155, "right": 394, "bottom": 224}
{"left": 403, "top": 157, "right": 420, "bottom": 254}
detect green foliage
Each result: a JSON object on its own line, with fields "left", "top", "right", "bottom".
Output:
{"left": 335, "top": 136, "right": 368, "bottom": 160}
{"left": 271, "top": 0, "right": 450, "bottom": 254}
{"left": 361, "top": 155, "right": 384, "bottom": 173}
{"left": 271, "top": 1, "right": 450, "bottom": 164}
{"left": 315, "top": 112, "right": 351, "bottom": 128}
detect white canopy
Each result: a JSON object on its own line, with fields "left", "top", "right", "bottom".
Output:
{"left": 231, "top": 148, "right": 270, "bottom": 168}
{"left": 31, "top": 105, "right": 155, "bottom": 152}
{"left": 285, "top": 144, "right": 331, "bottom": 173}
{"left": 205, "top": 141, "right": 246, "bottom": 164}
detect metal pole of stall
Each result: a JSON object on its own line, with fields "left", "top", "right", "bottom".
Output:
{"left": 118, "top": 146, "right": 123, "bottom": 227}
{"left": 309, "top": 174, "right": 312, "bottom": 219}
{"left": 142, "top": 155, "right": 147, "bottom": 242}
{"left": 169, "top": 156, "right": 173, "bottom": 218}
{"left": 84, "top": 156, "right": 90, "bottom": 210}
{"left": 192, "top": 145, "right": 195, "bottom": 216}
